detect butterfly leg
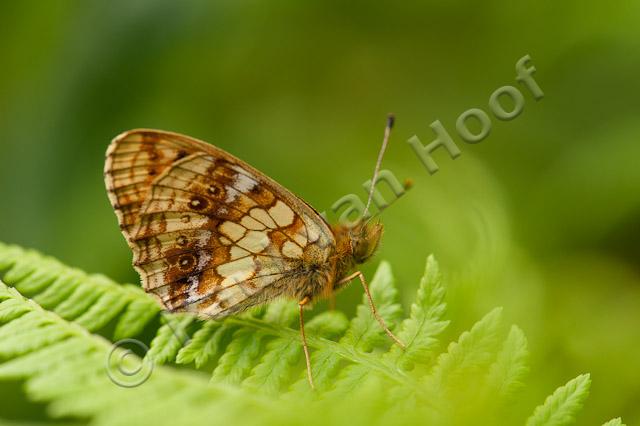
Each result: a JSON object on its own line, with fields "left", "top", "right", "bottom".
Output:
{"left": 328, "top": 294, "right": 337, "bottom": 310}
{"left": 337, "top": 271, "right": 406, "bottom": 349}
{"left": 298, "top": 296, "right": 315, "bottom": 390}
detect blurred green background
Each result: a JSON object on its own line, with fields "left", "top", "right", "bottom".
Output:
{"left": 1, "top": 1, "right": 639, "bottom": 424}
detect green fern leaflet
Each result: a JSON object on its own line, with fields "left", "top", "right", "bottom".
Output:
{"left": 0, "top": 242, "right": 623, "bottom": 425}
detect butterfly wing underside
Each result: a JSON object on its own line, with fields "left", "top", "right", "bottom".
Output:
{"left": 104, "top": 129, "right": 334, "bottom": 318}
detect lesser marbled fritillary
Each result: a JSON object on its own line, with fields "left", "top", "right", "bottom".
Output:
{"left": 104, "top": 116, "right": 403, "bottom": 388}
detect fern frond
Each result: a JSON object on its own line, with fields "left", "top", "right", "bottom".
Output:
{"left": 211, "top": 305, "right": 282, "bottom": 384}
{"left": 113, "top": 287, "right": 163, "bottom": 340}
{"left": 525, "top": 373, "right": 591, "bottom": 426}
{"left": 0, "top": 242, "right": 161, "bottom": 342}
{"left": 602, "top": 418, "right": 626, "bottom": 426}
{"left": 0, "top": 279, "right": 270, "bottom": 426}
{"left": 424, "top": 307, "right": 504, "bottom": 395}
{"left": 147, "top": 314, "right": 196, "bottom": 364}
{"left": 386, "top": 254, "right": 448, "bottom": 371}
{"left": 0, "top": 242, "right": 619, "bottom": 426}
{"left": 244, "top": 310, "right": 348, "bottom": 395}
{"left": 485, "top": 324, "right": 529, "bottom": 399}
{"left": 175, "top": 320, "right": 225, "bottom": 367}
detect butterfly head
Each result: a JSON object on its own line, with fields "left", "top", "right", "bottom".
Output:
{"left": 349, "top": 221, "right": 384, "bottom": 264}
{"left": 339, "top": 114, "right": 394, "bottom": 267}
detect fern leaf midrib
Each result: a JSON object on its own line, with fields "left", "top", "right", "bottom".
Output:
{"left": 225, "top": 316, "right": 422, "bottom": 392}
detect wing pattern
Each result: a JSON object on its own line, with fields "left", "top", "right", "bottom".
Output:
{"left": 104, "top": 130, "right": 334, "bottom": 318}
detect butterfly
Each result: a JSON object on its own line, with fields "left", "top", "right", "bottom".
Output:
{"left": 103, "top": 115, "right": 404, "bottom": 388}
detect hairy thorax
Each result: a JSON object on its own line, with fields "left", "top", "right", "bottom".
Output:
{"left": 296, "top": 221, "right": 384, "bottom": 303}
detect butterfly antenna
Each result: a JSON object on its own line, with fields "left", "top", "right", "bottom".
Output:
{"left": 362, "top": 113, "right": 395, "bottom": 220}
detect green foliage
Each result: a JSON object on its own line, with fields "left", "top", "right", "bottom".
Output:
{"left": 525, "top": 374, "right": 591, "bottom": 426}
{"left": 485, "top": 325, "right": 529, "bottom": 399}
{"left": 386, "top": 255, "right": 448, "bottom": 371}
{"left": 602, "top": 418, "right": 626, "bottom": 426}
{"left": 0, "top": 243, "right": 624, "bottom": 425}
{"left": 0, "top": 243, "right": 161, "bottom": 342}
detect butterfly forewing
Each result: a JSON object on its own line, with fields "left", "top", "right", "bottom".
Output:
{"left": 104, "top": 130, "right": 334, "bottom": 319}
{"left": 104, "top": 130, "right": 212, "bottom": 238}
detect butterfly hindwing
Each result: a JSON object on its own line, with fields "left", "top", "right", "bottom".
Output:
{"left": 105, "top": 130, "right": 334, "bottom": 318}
